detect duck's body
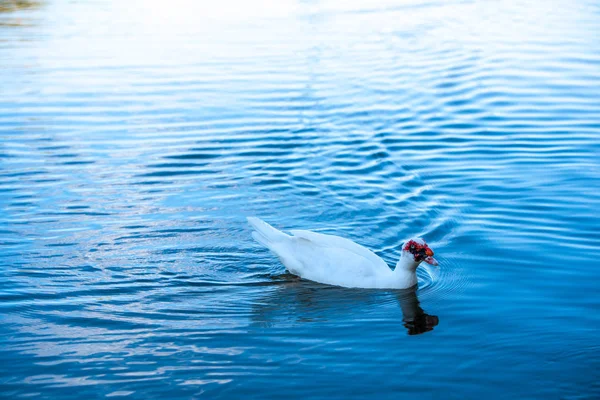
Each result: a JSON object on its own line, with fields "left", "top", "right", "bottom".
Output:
{"left": 247, "top": 217, "right": 437, "bottom": 289}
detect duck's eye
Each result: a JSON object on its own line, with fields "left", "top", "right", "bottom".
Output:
{"left": 410, "top": 245, "right": 415, "bottom": 251}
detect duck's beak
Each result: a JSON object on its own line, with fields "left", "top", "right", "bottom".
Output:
{"left": 424, "top": 248, "right": 438, "bottom": 266}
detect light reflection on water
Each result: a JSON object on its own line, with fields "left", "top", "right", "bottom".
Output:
{"left": 1, "top": 0, "right": 599, "bottom": 398}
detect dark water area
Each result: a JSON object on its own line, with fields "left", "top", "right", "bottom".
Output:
{"left": 1, "top": 0, "right": 600, "bottom": 398}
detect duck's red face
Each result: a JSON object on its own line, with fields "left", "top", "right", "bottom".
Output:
{"left": 403, "top": 239, "right": 438, "bottom": 266}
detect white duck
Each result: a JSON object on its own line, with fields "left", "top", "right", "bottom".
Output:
{"left": 247, "top": 217, "right": 438, "bottom": 289}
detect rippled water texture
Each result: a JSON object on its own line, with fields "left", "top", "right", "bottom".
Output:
{"left": 1, "top": 0, "right": 600, "bottom": 398}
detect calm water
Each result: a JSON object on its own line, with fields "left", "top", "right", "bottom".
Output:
{"left": 1, "top": 0, "right": 600, "bottom": 398}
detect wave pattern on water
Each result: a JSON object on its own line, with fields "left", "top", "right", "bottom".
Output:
{"left": 1, "top": 0, "right": 600, "bottom": 399}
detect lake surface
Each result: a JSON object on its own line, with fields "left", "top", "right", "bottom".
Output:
{"left": 1, "top": 0, "right": 599, "bottom": 398}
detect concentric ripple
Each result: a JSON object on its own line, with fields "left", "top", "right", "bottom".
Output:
{"left": 1, "top": 0, "right": 600, "bottom": 399}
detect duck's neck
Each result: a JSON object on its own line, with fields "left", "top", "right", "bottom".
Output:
{"left": 394, "top": 253, "right": 419, "bottom": 288}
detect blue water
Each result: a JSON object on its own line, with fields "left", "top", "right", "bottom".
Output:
{"left": 1, "top": 0, "right": 600, "bottom": 398}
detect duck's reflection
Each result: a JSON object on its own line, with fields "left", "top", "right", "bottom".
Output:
{"left": 396, "top": 288, "right": 439, "bottom": 335}
{"left": 251, "top": 276, "right": 439, "bottom": 335}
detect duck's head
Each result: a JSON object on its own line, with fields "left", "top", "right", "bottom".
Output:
{"left": 402, "top": 238, "right": 438, "bottom": 267}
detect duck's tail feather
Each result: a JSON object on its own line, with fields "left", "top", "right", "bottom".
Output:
{"left": 247, "top": 217, "right": 288, "bottom": 248}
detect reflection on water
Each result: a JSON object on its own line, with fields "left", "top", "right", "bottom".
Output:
{"left": 396, "top": 290, "right": 439, "bottom": 335}
{"left": 0, "top": 1, "right": 41, "bottom": 12}
{"left": 0, "top": 0, "right": 42, "bottom": 27}
{"left": 251, "top": 278, "right": 439, "bottom": 335}
{"left": 1, "top": 0, "right": 599, "bottom": 398}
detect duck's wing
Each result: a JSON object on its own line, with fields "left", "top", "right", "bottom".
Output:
{"left": 288, "top": 229, "right": 390, "bottom": 273}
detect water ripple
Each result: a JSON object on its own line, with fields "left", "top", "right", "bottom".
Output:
{"left": 1, "top": 0, "right": 600, "bottom": 398}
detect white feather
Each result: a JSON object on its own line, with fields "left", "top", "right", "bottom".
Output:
{"left": 247, "top": 217, "right": 432, "bottom": 289}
